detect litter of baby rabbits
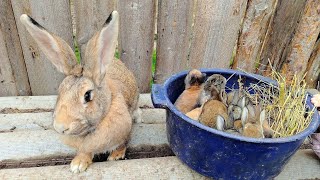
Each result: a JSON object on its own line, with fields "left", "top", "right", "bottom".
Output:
{"left": 175, "top": 68, "right": 314, "bottom": 139}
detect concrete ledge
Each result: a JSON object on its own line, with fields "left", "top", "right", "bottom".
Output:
{"left": 0, "top": 124, "right": 169, "bottom": 168}
{"left": 0, "top": 109, "right": 166, "bottom": 132}
{"left": 0, "top": 150, "right": 318, "bottom": 179}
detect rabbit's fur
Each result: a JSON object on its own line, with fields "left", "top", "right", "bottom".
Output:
{"left": 186, "top": 107, "right": 201, "bottom": 120}
{"left": 20, "top": 11, "right": 139, "bottom": 173}
{"left": 239, "top": 97, "right": 273, "bottom": 138}
{"left": 199, "top": 74, "right": 227, "bottom": 106}
{"left": 198, "top": 99, "right": 230, "bottom": 130}
{"left": 174, "top": 69, "right": 206, "bottom": 113}
{"left": 197, "top": 74, "right": 233, "bottom": 130}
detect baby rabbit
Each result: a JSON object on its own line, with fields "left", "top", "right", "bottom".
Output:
{"left": 186, "top": 107, "right": 201, "bottom": 121}
{"left": 174, "top": 69, "right": 206, "bottom": 114}
{"left": 198, "top": 98, "right": 232, "bottom": 131}
{"left": 199, "top": 74, "right": 227, "bottom": 106}
{"left": 20, "top": 11, "right": 139, "bottom": 173}
{"left": 240, "top": 98, "right": 273, "bottom": 138}
{"left": 197, "top": 74, "right": 233, "bottom": 130}
{"left": 186, "top": 74, "right": 227, "bottom": 122}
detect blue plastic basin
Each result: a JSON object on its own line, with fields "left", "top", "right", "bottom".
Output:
{"left": 151, "top": 69, "right": 320, "bottom": 180}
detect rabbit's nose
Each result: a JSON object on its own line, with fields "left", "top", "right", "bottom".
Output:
{"left": 53, "top": 121, "right": 69, "bottom": 134}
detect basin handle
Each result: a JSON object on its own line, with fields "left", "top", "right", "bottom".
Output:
{"left": 151, "top": 84, "right": 168, "bottom": 109}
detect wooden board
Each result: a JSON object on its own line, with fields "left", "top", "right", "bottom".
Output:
{"left": 0, "top": 156, "right": 206, "bottom": 179}
{"left": 0, "top": 94, "right": 153, "bottom": 111}
{"left": 306, "top": 40, "right": 320, "bottom": 88}
{"left": 281, "top": 0, "right": 320, "bottom": 81}
{"left": 258, "top": 0, "right": 307, "bottom": 75}
{"left": 11, "top": 0, "right": 74, "bottom": 95}
{"left": 118, "top": 0, "right": 156, "bottom": 92}
{"left": 73, "top": 0, "right": 115, "bottom": 58}
{"left": 0, "top": 150, "right": 319, "bottom": 179}
{"left": 0, "top": 109, "right": 165, "bottom": 132}
{"left": 0, "top": 124, "right": 168, "bottom": 166}
{"left": 154, "top": 0, "right": 194, "bottom": 84}
{"left": 0, "top": 0, "right": 31, "bottom": 96}
{"left": 233, "top": 0, "right": 276, "bottom": 72}
{"left": 189, "top": 0, "right": 248, "bottom": 69}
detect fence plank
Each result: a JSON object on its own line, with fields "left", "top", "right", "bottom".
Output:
{"left": 0, "top": 0, "right": 31, "bottom": 96}
{"left": 154, "top": 0, "right": 194, "bottom": 84}
{"left": 281, "top": 0, "right": 320, "bottom": 82}
{"left": 306, "top": 40, "right": 320, "bottom": 88}
{"left": 73, "top": 0, "right": 115, "bottom": 58}
{"left": 11, "top": 0, "right": 74, "bottom": 95}
{"left": 189, "top": 0, "right": 248, "bottom": 69}
{"left": 258, "top": 0, "right": 307, "bottom": 76}
{"left": 118, "top": 0, "right": 156, "bottom": 92}
{"left": 232, "top": 0, "right": 276, "bottom": 72}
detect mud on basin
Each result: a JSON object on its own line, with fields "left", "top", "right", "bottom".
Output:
{"left": 151, "top": 69, "right": 320, "bottom": 180}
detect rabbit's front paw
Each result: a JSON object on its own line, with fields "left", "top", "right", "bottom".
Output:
{"left": 108, "top": 145, "right": 126, "bottom": 161}
{"left": 70, "top": 153, "right": 92, "bottom": 173}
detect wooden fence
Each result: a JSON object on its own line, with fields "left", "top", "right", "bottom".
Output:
{"left": 0, "top": 0, "right": 319, "bottom": 96}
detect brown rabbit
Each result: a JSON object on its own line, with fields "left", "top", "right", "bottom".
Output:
{"left": 241, "top": 103, "right": 273, "bottom": 138}
{"left": 174, "top": 69, "right": 206, "bottom": 113}
{"left": 186, "top": 107, "right": 201, "bottom": 120}
{"left": 199, "top": 74, "right": 227, "bottom": 106}
{"left": 20, "top": 11, "right": 139, "bottom": 173}
{"left": 198, "top": 99, "right": 231, "bottom": 130}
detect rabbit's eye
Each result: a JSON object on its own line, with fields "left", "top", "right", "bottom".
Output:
{"left": 84, "top": 90, "right": 93, "bottom": 103}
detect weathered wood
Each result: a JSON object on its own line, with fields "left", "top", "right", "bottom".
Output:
{"left": 189, "top": 0, "right": 248, "bottom": 69}
{"left": 0, "top": 124, "right": 167, "bottom": 164}
{"left": 0, "top": 94, "right": 153, "bottom": 111}
{"left": 11, "top": 0, "right": 74, "bottom": 95}
{"left": 73, "top": 0, "right": 115, "bottom": 58}
{"left": 0, "top": 26, "right": 17, "bottom": 96}
{"left": 258, "top": 0, "right": 307, "bottom": 76}
{"left": 0, "top": 109, "right": 165, "bottom": 132}
{"left": 0, "top": 112, "right": 53, "bottom": 132}
{"left": 154, "top": 0, "right": 194, "bottom": 84}
{"left": 0, "top": 156, "right": 206, "bottom": 179}
{"left": 233, "top": 0, "right": 276, "bottom": 72}
{"left": 0, "top": 150, "right": 319, "bottom": 179}
{"left": 306, "top": 40, "right": 320, "bottom": 88}
{"left": 281, "top": 0, "right": 320, "bottom": 82}
{"left": 0, "top": 0, "right": 31, "bottom": 96}
{"left": 118, "top": 0, "right": 156, "bottom": 92}
{"left": 0, "top": 96, "right": 57, "bottom": 111}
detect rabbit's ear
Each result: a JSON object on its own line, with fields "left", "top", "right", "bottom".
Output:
{"left": 241, "top": 106, "right": 249, "bottom": 127}
{"left": 238, "top": 96, "right": 246, "bottom": 108}
{"left": 216, "top": 115, "right": 225, "bottom": 131}
{"left": 83, "top": 11, "right": 119, "bottom": 86}
{"left": 220, "top": 91, "right": 227, "bottom": 106}
{"left": 259, "top": 109, "right": 266, "bottom": 125}
{"left": 20, "top": 14, "right": 80, "bottom": 76}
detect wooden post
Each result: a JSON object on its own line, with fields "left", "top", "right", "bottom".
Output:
{"left": 11, "top": 0, "right": 74, "bottom": 95}
{"left": 0, "top": 0, "right": 31, "bottom": 96}
{"left": 154, "top": 0, "right": 194, "bottom": 84}
{"left": 306, "top": 40, "right": 320, "bottom": 88}
{"left": 118, "top": 0, "right": 156, "bottom": 92}
{"left": 233, "top": 0, "right": 276, "bottom": 73}
{"left": 258, "top": 0, "right": 307, "bottom": 76}
{"left": 73, "top": 0, "right": 115, "bottom": 58}
{"left": 281, "top": 0, "right": 320, "bottom": 82}
{"left": 189, "top": 0, "right": 248, "bottom": 69}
